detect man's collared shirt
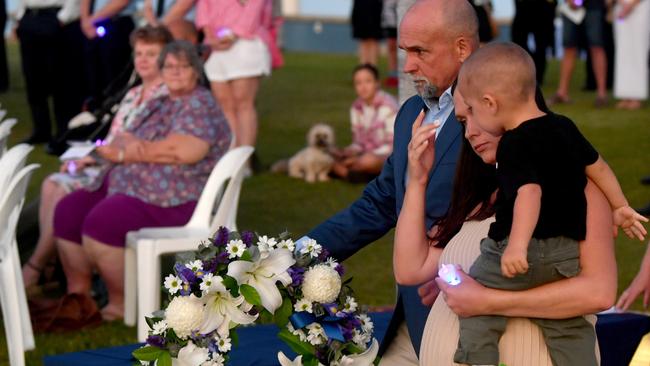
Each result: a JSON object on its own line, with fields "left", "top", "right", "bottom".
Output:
{"left": 422, "top": 85, "right": 454, "bottom": 139}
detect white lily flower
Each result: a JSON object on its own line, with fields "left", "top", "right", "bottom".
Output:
{"left": 172, "top": 341, "right": 209, "bottom": 366}
{"left": 227, "top": 248, "right": 296, "bottom": 313}
{"left": 277, "top": 352, "right": 304, "bottom": 366}
{"left": 337, "top": 338, "right": 379, "bottom": 366}
{"left": 199, "top": 278, "right": 257, "bottom": 336}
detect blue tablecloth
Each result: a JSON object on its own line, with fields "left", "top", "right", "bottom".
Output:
{"left": 43, "top": 312, "right": 650, "bottom": 366}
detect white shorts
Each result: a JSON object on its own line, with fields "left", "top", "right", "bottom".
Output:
{"left": 204, "top": 37, "right": 271, "bottom": 82}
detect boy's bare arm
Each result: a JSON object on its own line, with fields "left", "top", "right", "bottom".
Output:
{"left": 586, "top": 157, "right": 648, "bottom": 240}
{"left": 502, "top": 183, "right": 541, "bottom": 278}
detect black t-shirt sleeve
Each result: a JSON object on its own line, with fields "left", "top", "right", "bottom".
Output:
{"left": 497, "top": 134, "right": 541, "bottom": 199}
{"left": 557, "top": 116, "right": 599, "bottom": 166}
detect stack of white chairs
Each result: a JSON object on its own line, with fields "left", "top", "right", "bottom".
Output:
{"left": 0, "top": 143, "right": 39, "bottom": 366}
{"left": 124, "top": 146, "right": 254, "bottom": 341}
{"left": 0, "top": 115, "right": 18, "bottom": 156}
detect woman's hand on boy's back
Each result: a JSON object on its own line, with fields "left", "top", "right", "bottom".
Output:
{"left": 407, "top": 110, "right": 439, "bottom": 186}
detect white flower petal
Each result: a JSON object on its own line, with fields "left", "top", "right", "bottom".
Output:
{"left": 254, "top": 276, "right": 284, "bottom": 313}
{"left": 227, "top": 261, "right": 254, "bottom": 283}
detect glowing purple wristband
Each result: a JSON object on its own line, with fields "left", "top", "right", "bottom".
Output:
{"left": 438, "top": 264, "right": 461, "bottom": 286}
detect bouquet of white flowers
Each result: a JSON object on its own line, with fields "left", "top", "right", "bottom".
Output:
{"left": 133, "top": 228, "right": 378, "bottom": 366}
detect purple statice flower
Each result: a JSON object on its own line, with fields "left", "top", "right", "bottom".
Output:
{"left": 175, "top": 263, "right": 197, "bottom": 284}
{"left": 334, "top": 264, "right": 345, "bottom": 276}
{"left": 146, "top": 335, "right": 166, "bottom": 348}
{"left": 240, "top": 231, "right": 254, "bottom": 247}
{"left": 208, "top": 338, "right": 219, "bottom": 354}
{"left": 287, "top": 267, "right": 305, "bottom": 287}
{"left": 203, "top": 258, "right": 218, "bottom": 274}
{"left": 318, "top": 248, "right": 330, "bottom": 262}
{"left": 215, "top": 251, "right": 229, "bottom": 264}
{"left": 341, "top": 323, "right": 355, "bottom": 341}
{"left": 213, "top": 227, "right": 230, "bottom": 246}
{"left": 315, "top": 349, "right": 328, "bottom": 364}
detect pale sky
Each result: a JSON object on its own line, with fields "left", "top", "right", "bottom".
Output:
{"left": 301, "top": 0, "right": 515, "bottom": 19}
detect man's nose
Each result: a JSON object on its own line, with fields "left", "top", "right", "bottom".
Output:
{"left": 403, "top": 55, "right": 416, "bottom": 74}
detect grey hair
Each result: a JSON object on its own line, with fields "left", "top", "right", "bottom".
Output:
{"left": 158, "top": 40, "right": 204, "bottom": 83}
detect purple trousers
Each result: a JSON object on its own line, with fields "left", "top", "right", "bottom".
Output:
{"left": 53, "top": 177, "right": 196, "bottom": 247}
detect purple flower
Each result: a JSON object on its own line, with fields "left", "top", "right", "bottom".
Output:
{"left": 215, "top": 251, "right": 229, "bottom": 264}
{"left": 213, "top": 227, "right": 230, "bottom": 246}
{"left": 341, "top": 324, "right": 354, "bottom": 341}
{"left": 315, "top": 349, "right": 328, "bottom": 364}
{"left": 288, "top": 267, "right": 305, "bottom": 287}
{"left": 334, "top": 264, "right": 345, "bottom": 276}
{"left": 241, "top": 231, "right": 254, "bottom": 247}
{"left": 179, "top": 282, "right": 192, "bottom": 296}
{"left": 175, "top": 263, "right": 197, "bottom": 284}
{"left": 318, "top": 248, "right": 330, "bottom": 261}
{"left": 146, "top": 335, "right": 166, "bottom": 348}
{"left": 203, "top": 258, "right": 218, "bottom": 273}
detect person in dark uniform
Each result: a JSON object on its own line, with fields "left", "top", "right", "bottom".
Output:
{"left": 15, "top": 0, "right": 86, "bottom": 147}
{"left": 80, "top": 0, "right": 136, "bottom": 110}
{"left": 511, "top": 0, "right": 557, "bottom": 85}
{"left": 0, "top": 0, "right": 9, "bottom": 93}
{"left": 351, "top": 0, "right": 383, "bottom": 65}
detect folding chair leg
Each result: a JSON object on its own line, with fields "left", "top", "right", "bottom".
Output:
{"left": 136, "top": 241, "right": 161, "bottom": 342}
{"left": 12, "top": 239, "right": 34, "bottom": 350}
{"left": 124, "top": 245, "right": 137, "bottom": 326}
{"left": 0, "top": 260, "right": 26, "bottom": 366}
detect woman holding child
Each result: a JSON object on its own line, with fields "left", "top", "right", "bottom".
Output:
{"left": 392, "top": 42, "right": 642, "bottom": 364}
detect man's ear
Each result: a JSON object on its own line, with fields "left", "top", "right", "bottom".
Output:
{"left": 456, "top": 37, "right": 472, "bottom": 63}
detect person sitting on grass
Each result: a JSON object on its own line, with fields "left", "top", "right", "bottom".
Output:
{"left": 331, "top": 64, "right": 398, "bottom": 182}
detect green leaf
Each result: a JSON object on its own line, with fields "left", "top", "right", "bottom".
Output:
{"left": 222, "top": 275, "right": 240, "bottom": 297}
{"left": 259, "top": 308, "right": 274, "bottom": 324}
{"left": 345, "top": 342, "right": 364, "bottom": 354}
{"left": 303, "top": 354, "right": 319, "bottom": 366}
{"left": 240, "top": 284, "right": 262, "bottom": 306}
{"left": 230, "top": 328, "right": 239, "bottom": 346}
{"left": 274, "top": 297, "right": 293, "bottom": 328}
{"left": 132, "top": 346, "right": 163, "bottom": 361}
{"left": 240, "top": 250, "right": 253, "bottom": 262}
{"left": 278, "top": 328, "right": 315, "bottom": 355}
{"left": 157, "top": 351, "right": 172, "bottom": 366}
{"left": 342, "top": 277, "right": 353, "bottom": 285}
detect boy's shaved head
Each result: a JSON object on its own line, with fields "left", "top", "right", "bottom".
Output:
{"left": 458, "top": 42, "right": 537, "bottom": 103}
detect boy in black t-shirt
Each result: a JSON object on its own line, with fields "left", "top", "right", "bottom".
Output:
{"left": 451, "top": 42, "right": 647, "bottom": 366}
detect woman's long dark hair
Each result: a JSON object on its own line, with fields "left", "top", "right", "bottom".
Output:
{"left": 429, "top": 134, "right": 497, "bottom": 248}
{"left": 430, "top": 86, "right": 549, "bottom": 247}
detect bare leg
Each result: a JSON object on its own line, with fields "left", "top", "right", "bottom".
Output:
{"left": 349, "top": 153, "right": 386, "bottom": 175}
{"left": 57, "top": 238, "right": 92, "bottom": 294}
{"left": 231, "top": 77, "right": 261, "bottom": 147}
{"left": 589, "top": 46, "right": 608, "bottom": 99}
{"left": 211, "top": 81, "right": 237, "bottom": 145}
{"left": 556, "top": 47, "right": 578, "bottom": 99}
{"left": 23, "top": 179, "right": 68, "bottom": 287}
{"left": 83, "top": 235, "right": 125, "bottom": 320}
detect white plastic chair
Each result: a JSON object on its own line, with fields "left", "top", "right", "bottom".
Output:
{"left": 0, "top": 144, "right": 34, "bottom": 195}
{"left": 123, "top": 146, "right": 254, "bottom": 340}
{"left": 0, "top": 164, "right": 39, "bottom": 366}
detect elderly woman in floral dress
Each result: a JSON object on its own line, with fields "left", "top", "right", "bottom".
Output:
{"left": 332, "top": 64, "right": 398, "bottom": 181}
{"left": 53, "top": 40, "right": 232, "bottom": 320}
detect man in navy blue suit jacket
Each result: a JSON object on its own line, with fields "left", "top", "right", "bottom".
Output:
{"left": 306, "top": 0, "right": 480, "bottom": 363}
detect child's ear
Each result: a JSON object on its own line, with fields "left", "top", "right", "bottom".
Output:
{"left": 482, "top": 94, "right": 498, "bottom": 114}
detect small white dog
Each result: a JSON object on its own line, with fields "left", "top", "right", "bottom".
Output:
{"left": 273, "top": 123, "right": 335, "bottom": 183}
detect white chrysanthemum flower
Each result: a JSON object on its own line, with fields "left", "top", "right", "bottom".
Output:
{"left": 287, "top": 323, "right": 308, "bottom": 342}
{"left": 210, "top": 352, "right": 225, "bottom": 365}
{"left": 301, "top": 264, "right": 341, "bottom": 303}
{"left": 294, "top": 298, "right": 313, "bottom": 313}
{"left": 152, "top": 320, "right": 168, "bottom": 335}
{"left": 175, "top": 341, "right": 209, "bottom": 366}
{"left": 299, "top": 239, "right": 322, "bottom": 258}
{"left": 215, "top": 335, "right": 232, "bottom": 353}
{"left": 278, "top": 239, "right": 295, "bottom": 252}
{"left": 165, "top": 295, "right": 204, "bottom": 339}
{"left": 325, "top": 257, "right": 338, "bottom": 269}
{"left": 352, "top": 329, "right": 371, "bottom": 350}
{"left": 185, "top": 260, "right": 203, "bottom": 272}
{"left": 200, "top": 273, "right": 221, "bottom": 294}
{"left": 343, "top": 296, "right": 358, "bottom": 313}
{"left": 226, "top": 239, "right": 246, "bottom": 259}
{"left": 356, "top": 314, "right": 374, "bottom": 333}
{"left": 257, "top": 235, "right": 277, "bottom": 252}
{"left": 306, "top": 323, "right": 326, "bottom": 345}
{"left": 164, "top": 274, "right": 182, "bottom": 295}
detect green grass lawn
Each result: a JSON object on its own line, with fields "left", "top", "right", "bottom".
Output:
{"left": 0, "top": 40, "right": 648, "bottom": 364}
